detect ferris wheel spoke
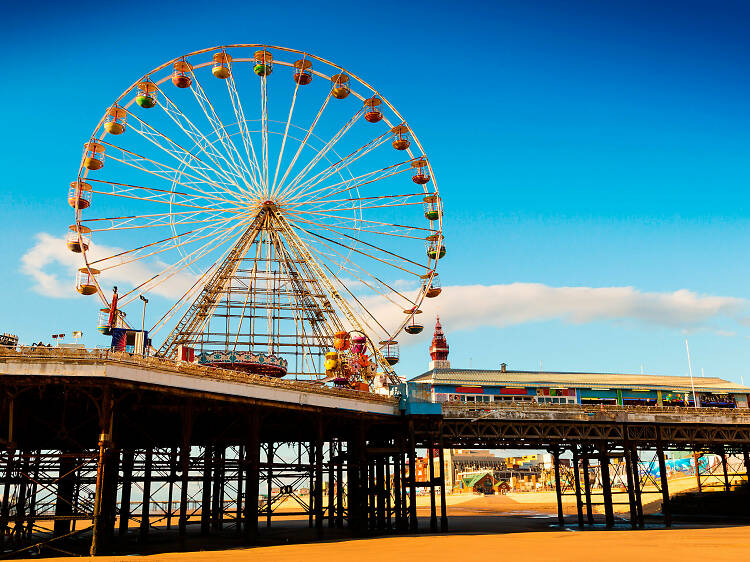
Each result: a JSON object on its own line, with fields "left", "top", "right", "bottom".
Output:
{"left": 261, "top": 75, "right": 270, "bottom": 195}
{"left": 156, "top": 88, "right": 260, "bottom": 200}
{"left": 188, "top": 70, "right": 258, "bottom": 190}
{"left": 80, "top": 207, "right": 234, "bottom": 232}
{"left": 85, "top": 215, "right": 235, "bottom": 233}
{"left": 86, "top": 178, "right": 240, "bottom": 211}
{"left": 117, "top": 217, "right": 252, "bottom": 306}
{"left": 269, "top": 70, "right": 302, "bottom": 198}
{"left": 283, "top": 210, "right": 427, "bottom": 241}
{"left": 99, "top": 141, "right": 247, "bottom": 205}
{"left": 225, "top": 72, "right": 263, "bottom": 189}
{"left": 118, "top": 223, "right": 250, "bottom": 307}
{"left": 285, "top": 161, "right": 414, "bottom": 206}
{"left": 278, "top": 131, "right": 391, "bottom": 203}
{"left": 94, "top": 216, "right": 242, "bottom": 273}
{"left": 274, "top": 92, "right": 332, "bottom": 195}
{"left": 291, "top": 193, "right": 428, "bottom": 220}
{"left": 86, "top": 222, "right": 232, "bottom": 267}
{"left": 288, "top": 218, "right": 426, "bottom": 278}
{"left": 124, "top": 108, "right": 246, "bottom": 193}
{"left": 276, "top": 107, "right": 364, "bottom": 199}
{"left": 294, "top": 192, "right": 428, "bottom": 211}
{"left": 306, "top": 242, "right": 390, "bottom": 337}
{"left": 303, "top": 232, "right": 418, "bottom": 308}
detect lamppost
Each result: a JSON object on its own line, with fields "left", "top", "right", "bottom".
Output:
{"left": 139, "top": 295, "right": 149, "bottom": 356}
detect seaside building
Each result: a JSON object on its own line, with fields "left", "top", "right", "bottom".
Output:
{"left": 411, "top": 320, "right": 750, "bottom": 409}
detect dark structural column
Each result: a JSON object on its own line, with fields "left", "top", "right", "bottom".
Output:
{"left": 101, "top": 446, "right": 120, "bottom": 545}
{"left": 743, "top": 445, "right": 750, "bottom": 487}
{"left": 398, "top": 435, "right": 408, "bottom": 531}
{"left": 393, "top": 440, "right": 403, "bottom": 531}
{"left": 53, "top": 451, "right": 74, "bottom": 538}
{"left": 336, "top": 441, "right": 344, "bottom": 529}
{"left": 358, "top": 422, "right": 369, "bottom": 534}
{"left": 211, "top": 445, "right": 224, "bottom": 531}
{"left": 720, "top": 445, "right": 731, "bottom": 492}
{"left": 90, "top": 393, "right": 114, "bottom": 556}
{"left": 630, "top": 444, "right": 644, "bottom": 528}
{"left": 178, "top": 409, "right": 192, "bottom": 537}
{"left": 244, "top": 411, "right": 260, "bottom": 543}
{"left": 376, "top": 453, "right": 386, "bottom": 530}
{"left": 140, "top": 449, "right": 153, "bottom": 542}
{"left": 438, "top": 428, "right": 448, "bottom": 532}
{"left": 581, "top": 450, "right": 594, "bottom": 525}
{"left": 571, "top": 446, "right": 584, "bottom": 529}
{"left": 552, "top": 447, "right": 564, "bottom": 528}
{"left": 0, "top": 396, "right": 15, "bottom": 548}
{"left": 366, "top": 456, "right": 378, "bottom": 530}
{"left": 118, "top": 449, "right": 134, "bottom": 541}
{"left": 693, "top": 451, "right": 703, "bottom": 493}
{"left": 328, "top": 440, "right": 335, "bottom": 528}
{"left": 166, "top": 446, "right": 177, "bottom": 530}
{"left": 200, "top": 443, "right": 213, "bottom": 535}
{"left": 308, "top": 440, "right": 315, "bottom": 529}
{"left": 623, "top": 445, "right": 638, "bottom": 529}
{"left": 346, "top": 436, "right": 360, "bottom": 532}
{"left": 599, "top": 444, "right": 614, "bottom": 528}
{"left": 12, "top": 450, "right": 30, "bottom": 543}
{"left": 235, "top": 444, "right": 244, "bottom": 535}
{"left": 25, "top": 450, "right": 40, "bottom": 541}
{"left": 266, "top": 442, "right": 274, "bottom": 527}
{"left": 407, "top": 420, "right": 417, "bottom": 531}
{"left": 315, "top": 419, "right": 324, "bottom": 536}
{"left": 385, "top": 452, "right": 392, "bottom": 530}
{"left": 429, "top": 444, "right": 437, "bottom": 531}
{"left": 656, "top": 441, "right": 671, "bottom": 528}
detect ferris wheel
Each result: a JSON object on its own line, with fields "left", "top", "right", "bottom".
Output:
{"left": 68, "top": 44, "right": 444, "bottom": 383}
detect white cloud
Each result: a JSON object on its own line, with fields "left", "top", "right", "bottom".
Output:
{"left": 362, "top": 283, "right": 747, "bottom": 341}
{"left": 21, "top": 233, "right": 198, "bottom": 303}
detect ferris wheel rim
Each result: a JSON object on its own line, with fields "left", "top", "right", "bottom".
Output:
{"left": 72, "top": 43, "right": 444, "bottom": 347}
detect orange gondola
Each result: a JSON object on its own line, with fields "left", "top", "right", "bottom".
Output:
{"left": 404, "top": 307, "right": 423, "bottom": 334}
{"left": 76, "top": 267, "right": 99, "bottom": 295}
{"left": 172, "top": 59, "right": 193, "bottom": 88}
{"left": 135, "top": 80, "right": 158, "bottom": 108}
{"left": 423, "top": 194, "right": 441, "bottom": 221}
{"left": 68, "top": 181, "right": 92, "bottom": 210}
{"left": 293, "top": 59, "right": 313, "bottom": 85}
{"left": 212, "top": 51, "right": 232, "bottom": 79}
{"left": 391, "top": 124, "right": 410, "bottom": 150}
{"left": 253, "top": 49, "right": 273, "bottom": 76}
{"left": 83, "top": 141, "right": 105, "bottom": 170}
{"left": 411, "top": 158, "right": 430, "bottom": 184}
{"left": 363, "top": 97, "right": 383, "bottom": 122}
{"left": 331, "top": 74, "right": 350, "bottom": 99}
{"left": 380, "top": 340, "right": 399, "bottom": 366}
{"left": 103, "top": 106, "right": 126, "bottom": 135}
{"left": 422, "top": 272, "right": 442, "bottom": 298}
{"left": 66, "top": 224, "right": 91, "bottom": 253}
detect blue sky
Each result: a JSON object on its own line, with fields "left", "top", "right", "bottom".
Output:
{"left": 2, "top": 1, "right": 750, "bottom": 384}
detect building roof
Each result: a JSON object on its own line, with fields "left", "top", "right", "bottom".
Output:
{"left": 410, "top": 368, "right": 750, "bottom": 394}
{"left": 461, "top": 471, "right": 493, "bottom": 487}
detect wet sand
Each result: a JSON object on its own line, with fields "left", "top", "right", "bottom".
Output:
{"left": 31, "top": 479, "right": 748, "bottom": 562}
{"left": 33, "top": 525, "right": 750, "bottom": 562}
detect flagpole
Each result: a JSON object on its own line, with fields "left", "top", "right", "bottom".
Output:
{"left": 685, "top": 339, "right": 698, "bottom": 408}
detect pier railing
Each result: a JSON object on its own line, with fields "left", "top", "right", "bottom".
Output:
{"left": 0, "top": 346, "right": 396, "bottom": 404}
{"left": 441, "top": 400, "right": 750, "bottom": 423}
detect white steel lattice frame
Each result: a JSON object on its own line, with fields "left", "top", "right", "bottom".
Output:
{"left": 71, "top": 44, "right": 443, "bottom": 382}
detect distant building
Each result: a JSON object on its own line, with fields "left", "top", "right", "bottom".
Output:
{"left": 411, "top": 319, "right": 750, "bottom": 408}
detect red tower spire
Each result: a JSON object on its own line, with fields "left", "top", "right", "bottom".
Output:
{"left": 429, "top": 316, "right": 450, "bottom": 369}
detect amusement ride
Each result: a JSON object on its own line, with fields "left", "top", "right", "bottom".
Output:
{"left": 67, "top": 44, "right": 444, "bottom": 390}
